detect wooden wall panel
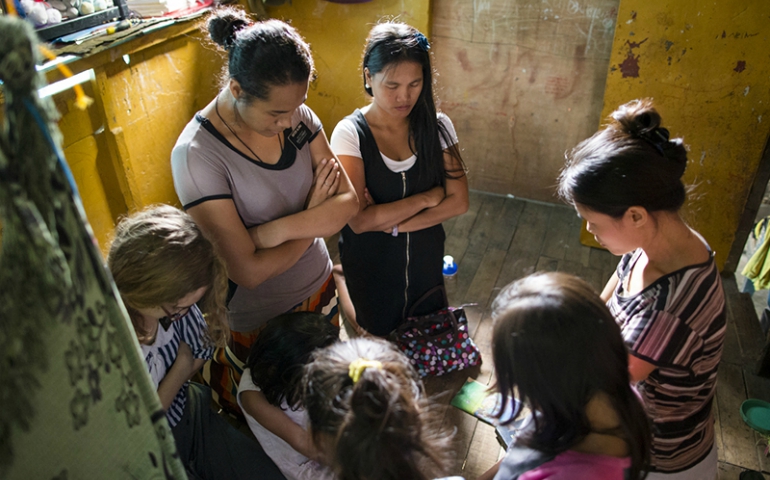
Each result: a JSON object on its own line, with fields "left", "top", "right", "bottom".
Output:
{"left": 432, "top": 0, "right": 619, "bottom": 202}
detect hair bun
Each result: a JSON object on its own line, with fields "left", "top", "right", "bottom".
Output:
{"left": 208, "top": 8, "right": 251, "bottom": 50}
{"left": 609, "top": 98, "right": 661, "bottom": 137}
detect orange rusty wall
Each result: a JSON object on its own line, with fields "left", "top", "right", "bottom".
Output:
{"left": 598, "top": 1, "right": 770, "bottom": 269}
{"left": 264, "top": 0, "right": 432, "bottom": 134}
{"left": 430, "top": 0, "right": 620, "bottom": 201}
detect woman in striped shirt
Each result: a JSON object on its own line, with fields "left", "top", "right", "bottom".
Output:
{"left": 558, "top": 99, "right": 726, "bottom": 479}
{"left": 108, "top": 205, "right": 284, "bottom": 480}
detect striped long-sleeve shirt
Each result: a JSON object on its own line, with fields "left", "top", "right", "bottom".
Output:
{"left": 141, "top": 304, "right": 214, "bottom": 428}
{"left": 607, "top": 248, "right": 725, "bottom": 473}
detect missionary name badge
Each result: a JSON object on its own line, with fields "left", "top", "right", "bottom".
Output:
{"left": 288, "top": 122, "right": 312, "bottom": 149}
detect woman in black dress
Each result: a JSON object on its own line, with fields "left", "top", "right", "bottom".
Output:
{"left": 330, "top": 22, "right": 468, "bottom": 336}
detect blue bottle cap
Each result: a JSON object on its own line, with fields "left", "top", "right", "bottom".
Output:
{"left": 443, "top": 255, "right": 458, "bottom": 276}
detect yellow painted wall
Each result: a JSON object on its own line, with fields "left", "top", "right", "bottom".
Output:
{"left": 55, "top": 82, "right": 122, "bottom": 247}
{"left": 588, "top": 1, "right": 770, "bottom": 269}
{"left": 263, "top": 0, "right": 431, "bottom": 134}
{"left": 51, "top": 3, "right": 430, "bottom": 252}
{"left": 53, "top": 27, "right": 224, "bottom": 251}
{"left": 46, "top": 1, "right": 770, "bottom": 273}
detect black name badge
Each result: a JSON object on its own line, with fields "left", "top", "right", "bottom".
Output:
{"left": 288, "top": 122, "right": 312, "bottom": 149}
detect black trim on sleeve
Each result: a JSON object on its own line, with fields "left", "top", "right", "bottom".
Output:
{"left": 183, "top": 194, "right": 233, "bottom": 210}
{"left": 226, "top": 279, "right": 238, "bottom": 307}
{"left": 308, "top": 127, "right": 321, "bottom": 144}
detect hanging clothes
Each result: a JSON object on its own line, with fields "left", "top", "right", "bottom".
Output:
{"left": 0, "top": 17, "right": 186, "bottom": 479}
{"left": 742, "top": 216, "right": 770, "bottom": 291}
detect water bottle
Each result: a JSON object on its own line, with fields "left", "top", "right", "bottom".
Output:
{"left": 443, "top": 255, "right": 458, "bottom": 285}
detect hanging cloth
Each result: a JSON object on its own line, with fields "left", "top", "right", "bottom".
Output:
{"left": 0, "top": 17, "right": 186, "bottom": 479}
{"left": 742, "top": 217, "right": 770, "bottom": 291}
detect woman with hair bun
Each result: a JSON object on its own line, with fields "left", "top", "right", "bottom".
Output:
{"left": 302, "top": 338, "right": 457, "bottom": 480}
{"left": 558, "top": 98, "right": 726, "bottom": 479}
{"left": 171, "top": 7, "right": 358, "bottom": 416}
{"left": 330, "top": 22, "right": 469, "bottom": 337}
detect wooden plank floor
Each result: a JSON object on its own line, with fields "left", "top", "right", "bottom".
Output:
{"left": 427, "top": 193, "right": 622, "bottom": 479}
{"left": 329, "top": 191, "right": 770, "bottom": 479}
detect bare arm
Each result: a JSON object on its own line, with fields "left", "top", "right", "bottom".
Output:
{"left": 248, "top": 130, "right": 359, "bottom": 248}
{"left": 240, "top": 390, "right": 322, "bottom": 462}
{"left": 156, "top": 342, "right": 205, "bottom": 410}
{"left": 187, "top": 199, "right": 313, "bottom": 290}
{"left": 601, "top": 273, "right": 654, "bottom": 381}
{"left": 600, "top": 271, "right": 620, "bottom": 303}
{"left": 629, "top": 354, "right": 656, "bottom": 383}
{"left": 397, "top": 150, "right": 469, "bottom": 233}
{"left": 339, "top": 152, "right": 445, "bottom": 234}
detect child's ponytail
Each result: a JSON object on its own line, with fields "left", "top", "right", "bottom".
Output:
{"left": 302, "top": 339, "right": 454, "bottom": 480}
{"left": 337, "top": 361, "right": 425, "bottom": 480}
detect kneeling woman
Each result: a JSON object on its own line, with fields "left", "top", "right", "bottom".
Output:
{"left": 107, "top": 205, "right": 284, "bottom": 480}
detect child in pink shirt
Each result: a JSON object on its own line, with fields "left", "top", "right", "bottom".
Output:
{"left": 520, "top": 450, "right": 631, "bottom": 480}
{"left": 479, "top": 272, "right": 651, "bottom": 480}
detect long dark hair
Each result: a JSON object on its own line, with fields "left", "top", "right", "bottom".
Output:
{"left": 362, "top": 22, "right": 465, "bottom": 187}
{"left": 208, "top": 7, "right": 315, "bottom": 102}
{"left": 246, "top": 312, "right": 339, "bottom": 409}
{"left": 491, "top": 272, "right": 651, "bottom": 479}
{"left": 558, "top": 98, "right": 688, "bottom": 218}
{"left": 302, "top": 338, "right": 454, "bottom": 480}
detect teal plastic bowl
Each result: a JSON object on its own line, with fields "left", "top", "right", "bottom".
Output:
{"left": 741, "top": 399, "right": 770, "bottom": 435}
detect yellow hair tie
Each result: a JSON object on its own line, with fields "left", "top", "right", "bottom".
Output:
{"left": 348, "top": 358, "right": 382, "bottom": 384}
